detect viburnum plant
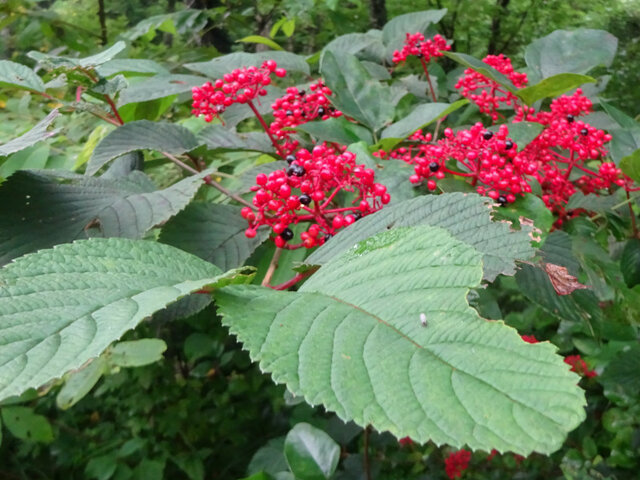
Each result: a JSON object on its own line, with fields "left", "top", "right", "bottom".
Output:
{"left": 0, "top": 8, "right": 639, "bottom": 480}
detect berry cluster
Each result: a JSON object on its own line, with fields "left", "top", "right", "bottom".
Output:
{"left": 243, "top": 144, "right": 389, "bottom": 248}
{"left": 268, "top": 81, "right": 342, "bottom": 156}
{"left": 392, "top": 33, "right": 450, "bottom": 64}
{"left": 455, "top": 54, "right": 528, "bottom": 121}
{"left": 191, "top": 60, "right": 286, "bottom": 122}
{"left": 445, "top": 449, "right": 472, "bottom": 479}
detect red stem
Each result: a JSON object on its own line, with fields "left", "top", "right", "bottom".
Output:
{"left": 270, "top": 267, "right": 319, "bottom": 290}
{"left": 248, "top": 100, "right": 286, "bottom": 158}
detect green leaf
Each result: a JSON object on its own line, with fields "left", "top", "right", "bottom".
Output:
{"left": 516, "top": 74, "right": 595, "bottom": 106}
{"left": 107, "top": 339, "right": 167, "bottom": 367}
{"left": 307, "top": 193, "right": 534, "bottom": 281}
{"left": 117, "top": 74, "right": 207, "bottom": 107}
{"left": 284, "top": 423, "right": 340, "bottom": 480}
{"left": 320, "top": 50, "right": 394, "bottom": 132}
{"left": 198, "top": 125, "right": 274, "bottom": 153}
{"left": 28, "top": 41, "right": 126, "bottom": 69}
{"left": 56, "top": 357, "right": 107, "bottom": 410}
{"left": 503, "top": 122, "right": 544, "bottom": 151}
{"left": 525, "top": 29, "right": 617, "bottom": 79}
{"left": 620, "top": 148, "right": 640, "bottom": 183}
{"left": 0, "top": 109, "right": 59, "bottom": 157}
{"left": 0, "top": 60, "right": 45, "bottom": 92}
{"left": 600, "top": 344, "right": 640, "bottom": 397}
{"left": 382, "top": 9, "right": 447, "bottom": 60}
{"left": 1, "top": 406, "right": 54, "bottom": 443}
{"left": 0, "top": 169, "right": 208, "bottom": 265}
{"left": 184, "top": 52, "right": 310, "bottom": 78}
{"left": 491, "top": 193, "right": 553, "bottom": 245}
{"left": 238, "top": 35, "right": 284, "bottom": 51}
{"left": 444, "top": 52, "right": 517, "bottom": 93}
{"left": 620, "top": 238, "right": 640, "bottom": 288}
{"left": 248, "top": 437, "right": 289, "bottom": 476}
{"left": 295, "top": 117, "right": 374, "bottom": 145}
{"left": 0, "top": 237, "right": 251, "bottom": 402}
{"left": 216, "top": 226, "right": 585, "bottom": 455}
{"left": 381, "top": 100, "right": 468, "bottom": 141}
{"left": 159, "top": 203, "right": 270, "bottom": 271}
{"left": 85, "top": 454, "right": 118, "bottom": 480}
{"left": 87, "top": 120, "right": 200, "bottom": 175}
{"left": 323, "top": 32, "right": 385, "bottom": 63}
{"left": 96, "top": 59, "right": 170, "bottom": 78}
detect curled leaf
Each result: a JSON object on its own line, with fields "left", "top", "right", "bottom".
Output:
{"left": 543, "top": 263, "right": 589, "bottom": 296}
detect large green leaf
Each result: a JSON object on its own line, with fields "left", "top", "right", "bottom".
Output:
{"left": 524, "top": 29, "right": 617, "bottom": 79}
{"left": 381, "top": 100, "right": 468, "bottom": 141}
{"left": 184, "top": 51, "right": 310, "bottom": 78}
{"left": 307, "top": 193, "right": 534, "bottom": 281}
{"left": 516, "top": 74, "right": 595, "bottom": 106}
{"left": 96, "top": 59, "right": 170, "bottom": 78}
{"left": 0, "top": 110, "right": 59, "bottom": 157}
{"left": 0, "top": 237, "right": 250, "bottom": 402}
{"left": 0, "top": 170, "right": 207, "bottom": 265}
{"left": 323, "top": 32, "right": 385, "bottom": 63}
{"left": 320, "top": 50, "right": 394, "bottom": 132}
{"left": 0, "top": 60, "right": 45, "bottom": 92}
{"left": 216, "top": 226, "right": 585, "bottom": 455}
{"left": 87, "top": 120, "right": 200, "bottom": 175}
{"left": 159, "top": 203, "right": 270, "bottom": 271}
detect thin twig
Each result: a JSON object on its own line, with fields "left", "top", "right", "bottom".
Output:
{"left": 363, "top": 426, "right": 371, "bottom": 480}
{"left": 262, "top": 247, "right": 283, "bottom": 287}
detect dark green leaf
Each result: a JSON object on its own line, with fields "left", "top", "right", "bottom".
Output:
{"left": 0, "top": 170, "right": 208, "bottom": 265}
{"left": 620, "top": 148, "right": 640, "bottom": 183}
{"left": 382, "top": 9, "right": 447, "bottom": 60}
{"left": 284, "top": 423, "right": 340, "bottom": 480}
{"left": 28, "top": 41, "right": 126, "bottom": 69}
{"left": 525, "top": 29, "right": 617, "bottom": 79}
{"left": 117, "top": 74, "right": 206, "bottom": 107}
{"left": 517, "top": 74, "right": 595, "bottom": 105}
{"left": 320, "top": 50, "right": 394, "bottom": 131}
{"left": 87, "top": 120, "right": 200, "bottom": 175}
{"left": 198, "top": 125, "right": 274, "bottom": 153}
{"left": 159, "top": 203, "right": 269, "bottom": 271}
{"left": 248, "top": 437, "right": 288, "bottom": 476}
{"left": 600, "top": 344, "right": 640, "bottom": 396}
{"left": 381, "top": 100, "right": 468, "bottom": 141}
{"left": 296, "top": 117, "right": 374, "bottom": 145}
{"left": 620, "top": 238, "right": 640, "bottom": 288}
{"left": 96, "top": 59, "right": 169, "bottom": 77}
{"left": 323, "top": 32, "right": 385, "bottom": 63}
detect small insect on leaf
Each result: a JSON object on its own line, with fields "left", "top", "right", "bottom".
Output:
{"left": 419, "top": 313, "right": 427, "bottom": 327}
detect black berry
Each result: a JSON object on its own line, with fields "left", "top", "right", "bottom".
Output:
{"left": 299, "top": 194, "right": 312, "bottom": 205}
{"left": 285, "top": 155, "right": 296, "bottom": 164}
{"left": 285, "top": 110, "right": 293, "bottom": 116}
{"left": 505, "top": 140, "right": 514, "bottom": 150}
{"left": 323, "top": 234, "right": 332, "bottom": 242}
{"left": 317, "top": 107, "right": 326, "bottom": 116}
{"left": 428, "top": 161, "right": 440, "bottom": 172}
{"left": 416, "top": 53, "right": 423, "bottom": 58}
{"left": 566, "top": 114, "right": 575, "bottom": 123}
{"left": 280, "top": 228, "right": 294, "bottom": 241}
{"left": 482, "top": 131, "right": 494, "bottom": 140}
{"left": 497, "top": 195, "right": 507, "bottom": 206}
{"left": 353, "top": 211, "right": 362, "bottom": 221}
{"left": 287, "top": 164, "right": 306, "bottom": 177}
{"left": 299, "top": 90, "right": 305, "bottom": 96}
{"left": 580, "top": 128, "right": 589, "bottom": 136}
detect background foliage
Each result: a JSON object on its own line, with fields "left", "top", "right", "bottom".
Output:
{"left": 0, "top": 1, "right": 639, "bottom": 479}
